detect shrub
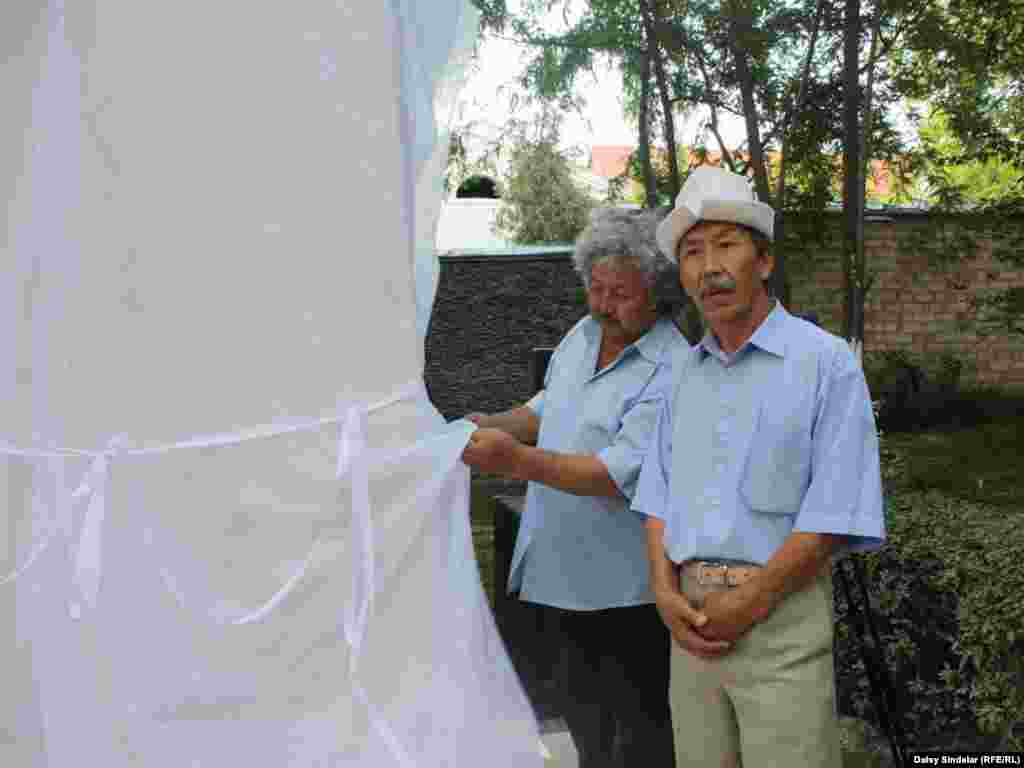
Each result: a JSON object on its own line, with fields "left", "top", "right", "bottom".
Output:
{"left": 494, "top": 138, "right": 594, "bottom": 245}
{"left": 834, "top": 421, "right": 1024, "bottom": 751}
{"left": 456, "top": 174, "right": 500, "bottom": 199}
{"left": 863, "top": 348, "right": 1024, "bottom": 433}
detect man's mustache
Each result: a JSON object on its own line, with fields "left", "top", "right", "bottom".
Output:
{"left": 702, "top": 274, "right": 736, "bottom": 296}
{"left": 591, "top": 311, "right": 619, "bottom": 325}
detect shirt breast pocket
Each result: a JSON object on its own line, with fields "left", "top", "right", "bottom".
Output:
{"left": 739, "top": 407, "right": 812, "bottom": 516}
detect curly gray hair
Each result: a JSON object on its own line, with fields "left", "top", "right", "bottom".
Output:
{"left": 572, "top": 207, "right": 686, "bottom": 317}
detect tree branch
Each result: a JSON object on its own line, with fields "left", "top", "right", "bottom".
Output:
{"left": 695, "top": 50, "right": 737, "bottom": 171}
{"left": 726, "top": 0, "right": 771, "bottom": 203}
{"left": 488, "top": 32, "right": 638, "bottom": 53}
{"left": 774, "top": 0, "right": 826, "bottom": 207}
{"left": 641, "top": 0, "right": 682, "bottom": 200}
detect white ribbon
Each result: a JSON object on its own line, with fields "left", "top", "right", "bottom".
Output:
{"left": 0, "top": 381, "right": 425, "bottom": 625}
{"left": 1, "top": 380, "right": 427, "bottom": 765}
{"left": 152, "top": 532, "right": 323, "bottom": 627}
{"left": 68, "top": 436, "right": 124, "bottom": 619}
{"left": 336, "top": 390, "right": 416, "bottom": 768}
{"left": 337, "top": 402, "right": 371, "bottom": 650}
{"left": 141, "top": 381, "right": 425, "bottom": 630}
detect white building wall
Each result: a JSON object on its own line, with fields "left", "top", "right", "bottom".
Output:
{"left": 435, "top": 198, "right": 510, "bottom": 251}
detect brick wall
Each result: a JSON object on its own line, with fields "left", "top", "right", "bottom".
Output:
{"left": 424, "top": 214, "right": 1024, "bottom": 417}
{"left": 785, "top": 213, "right": 1024, "bottom": 388}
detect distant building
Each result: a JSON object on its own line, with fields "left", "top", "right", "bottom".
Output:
{"left": 589, "top": 145, "right": 634, "bottom": 180}
{"left": 435, "top": 198, "right": 509, "bottom": 251}
{"left": 589, "top": 144, "right": 899, "bottom": 204}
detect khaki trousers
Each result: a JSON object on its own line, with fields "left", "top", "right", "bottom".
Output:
{"left": 669, "top": 568, "right": 841, "bottom": 768}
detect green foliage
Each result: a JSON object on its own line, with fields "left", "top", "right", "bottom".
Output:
{"left": 885, "top": 109, "right": 1024, "bottom": 208}
{"left": 444, "top": 120, "right": 505, "bottom": 198}
{"left": 898, "top": 419, "right": 1023, "bottom": 506}
{"left": 470, "top": 0, "right": 510, "bottom": 34}
{"left": 456, "top": 174, "right": 501, "bottom": 199}
{"left": 861, "top": 347, "right": 973, "bottom": 400}
{"left": 612, "top": 147, "right": 693, "bottom": 207}
{"left": 974, "top": 285, "right": 1024, "bottom": 335}
{"left": 875, "top": 488, "right": 1024, "bottom": 749}
{"left": 891, "top": 0, "right": 1024, "bottom": 167}
{"left": 891, "top": 211, "right": 1024, "bottom": 335}
{"left": 833, "top": 412, "right": 1024, "bottom": 751}
{"left": 494, "top": 126, "right": 594, "bottom": 244}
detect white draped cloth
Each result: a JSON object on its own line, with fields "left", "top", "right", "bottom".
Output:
{"left": 1, "top": 1, "right": 541, "bottom": 765}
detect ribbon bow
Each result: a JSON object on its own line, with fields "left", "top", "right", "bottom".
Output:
{"left": 68, "top": 436, "right": 125, "bottom": 620}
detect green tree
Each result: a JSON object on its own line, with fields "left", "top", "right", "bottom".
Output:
{"left": 610, "top": 145, "right": 691, "bottom": 207}
{"left": 888, "top": 0, "right": 1024, "bottom": 340}
{"left": 886, "top": 109, "right": 1024, "bottom": 208}
{"left": 883, "top": 108, "right": 1024, "bottom": 338}
{"left": 469, "top": 0, "right": 944, "bottom": 324}
{"left": 475, "top": 0, "right": 909, "bottom": 302}
{"left": 493, "top": 114, "right": 595, "bottom": 243}
{"left": 892, "top": 0, "right": 1024, "bottom": 166}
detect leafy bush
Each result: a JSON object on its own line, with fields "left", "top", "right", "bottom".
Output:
{"left": 862, "top": 348, "right": 968, "bottom": 399}
{"left": 835, "top": 420, "right": 1024, "bottom": 751}
{"left": 862, "top": 348, "right": 1024, "bottom": 433}
{"left": 494, "top": 137, "right": 594, "bottom": 245}
{"left": 456, "top": 174, "right": 500, "bottom": 199}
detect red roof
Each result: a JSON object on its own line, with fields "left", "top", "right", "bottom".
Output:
{"left": 590, "top": 145, "right": 634, "bottom": 179}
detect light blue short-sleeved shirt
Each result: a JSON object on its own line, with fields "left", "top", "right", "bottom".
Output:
{"left": 510, "top": 315, "right": 686, "bottom": 610}
{"left": 631, "top": 302, "right": 885, "bottom": 565}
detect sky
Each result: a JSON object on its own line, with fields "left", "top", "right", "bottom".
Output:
{"left": 453, "top": 16, "right": 749, "bottom": 163}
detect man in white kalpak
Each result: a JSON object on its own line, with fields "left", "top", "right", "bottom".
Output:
{"left": 463, "top": 209, "right": 684, "bottom": 768}
{"left": 632, "top": 166, "right": 886, "bottom": 767}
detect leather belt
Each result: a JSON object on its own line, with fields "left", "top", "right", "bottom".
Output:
{"left": 682, "top": 560, "right": 761, "bottom": 588}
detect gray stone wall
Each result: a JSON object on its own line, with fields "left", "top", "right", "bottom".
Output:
{"left": 425, "top": 249, "right": 585, "bottom": 420}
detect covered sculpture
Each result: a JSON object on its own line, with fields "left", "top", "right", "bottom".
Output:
{"left": 1, "top": 1, "right": 540, "bottom": 765}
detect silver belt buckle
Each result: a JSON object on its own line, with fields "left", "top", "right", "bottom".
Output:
{"left": 697, "top": 561, "right": 729, "bottom": 587}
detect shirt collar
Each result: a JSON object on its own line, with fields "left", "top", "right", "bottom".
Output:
{"left": 635, "top": 317, "right": 682, "bottom": 364}
{"left": 583, "top": 315, "right": 680, "bottom": 366}
{"left": 696, "top": 301, "right": 789, "bottom": 361}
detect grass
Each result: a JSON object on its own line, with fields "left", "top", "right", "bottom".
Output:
{"left": 884, "top": 420, "right": 1023, "bottom": 507}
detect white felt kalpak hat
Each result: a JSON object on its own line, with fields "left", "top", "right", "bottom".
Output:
{"left": 657, "top": 165, "right": 775, "bottom": 262}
